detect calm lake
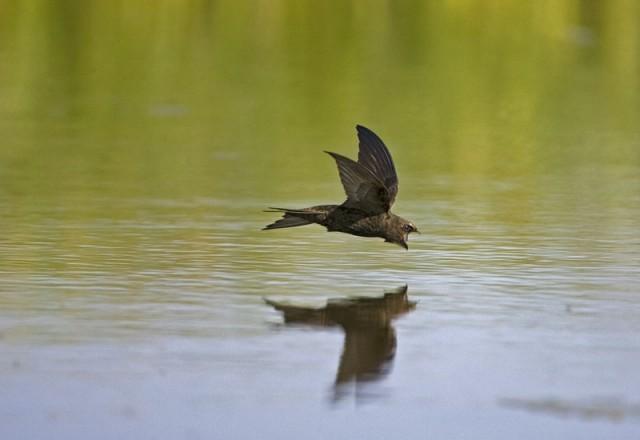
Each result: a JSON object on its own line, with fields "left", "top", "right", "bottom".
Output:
{"left": 1, "top": 2, "right": 639, "bottom": 439}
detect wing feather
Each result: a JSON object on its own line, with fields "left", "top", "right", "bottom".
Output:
{"left": 325, "top": 151, "right": 392, "bottom": 213}
{"left": 356, "top": 125, "right": 399, "bottom": 207}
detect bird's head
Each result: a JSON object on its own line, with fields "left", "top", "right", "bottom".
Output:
{"left": 385, "top": 215, "right": 419, "bottom": 250}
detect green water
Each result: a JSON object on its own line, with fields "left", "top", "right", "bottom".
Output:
{"left": 1, "top": 2, "right": 639, "bottom": 439}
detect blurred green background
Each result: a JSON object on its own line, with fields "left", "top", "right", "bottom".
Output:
{"left": 1, "top": 0, "right": 638, "bottom": 199}
{"left": 0, "top": 1, "right": 639, "bottom": 278}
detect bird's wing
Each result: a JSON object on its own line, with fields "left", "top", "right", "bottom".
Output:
{"left": 356, "top": 125, "right": 399, "bottom": 208}
{"left": 325, "top": 151, "right": 393, "bottom": 214}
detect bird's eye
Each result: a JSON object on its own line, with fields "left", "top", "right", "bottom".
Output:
{"left": 403, "top": 224, "right": 412, "bottom": 232}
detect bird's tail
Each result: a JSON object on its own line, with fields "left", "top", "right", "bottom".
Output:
{"left": 262, "top": 207, "right": 315, "bottom": 230}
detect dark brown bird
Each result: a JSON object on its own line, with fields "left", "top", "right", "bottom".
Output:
{"left": 263, "top": 125, "right": 418, "bottom": 249}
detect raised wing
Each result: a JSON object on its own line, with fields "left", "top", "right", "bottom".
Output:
{"left": 356, "top": 125, "right": 398, "bottom": 207}
{"left": 325, "top": 151, "right": 394, "bottom": 213}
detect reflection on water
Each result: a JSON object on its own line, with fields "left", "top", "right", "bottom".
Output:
{"left": 500, "top": 396, "right": 640, "bottom": 422}
{"left": 266, "top": 285, "right": 415, "bottom": 402}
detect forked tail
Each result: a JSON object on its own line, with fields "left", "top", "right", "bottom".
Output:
{"left": 262, "top": 207, "right": 314, "bottom": 230}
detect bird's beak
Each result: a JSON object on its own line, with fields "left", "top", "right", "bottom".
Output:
{"left": 414, "top": 228, "right": 420, "bottom": 234}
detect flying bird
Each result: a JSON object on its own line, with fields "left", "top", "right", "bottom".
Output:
{"left": 263, "top": 125, "right": 418, "bottom": 249}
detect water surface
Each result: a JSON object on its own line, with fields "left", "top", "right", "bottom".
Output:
{"left": 1, "top": 2, "right": 640, "bottom": 439}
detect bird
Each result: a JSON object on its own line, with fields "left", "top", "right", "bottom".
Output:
{"left": 263, "top": 125, "right": 418, "bottom": 249}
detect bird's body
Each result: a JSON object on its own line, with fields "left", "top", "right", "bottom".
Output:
{"left": 264, "top": 125, "right": 418, "bottom": 249}
{"left": 266, "top": 205, "right": 412, "bottom": 245}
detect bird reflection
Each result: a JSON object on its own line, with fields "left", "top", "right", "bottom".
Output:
{"left": 265, "top": 285, "right": 416, "bottom": 402}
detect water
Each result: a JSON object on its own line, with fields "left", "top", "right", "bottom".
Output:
{"left": 1, "top": 2, "right": 640, "bottom": 439}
